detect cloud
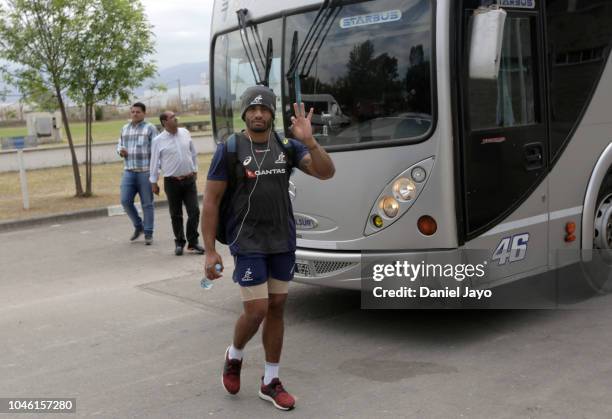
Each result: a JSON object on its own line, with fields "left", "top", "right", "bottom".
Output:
{"left": 141, "top": 0, "right": 215, "bottom": 69}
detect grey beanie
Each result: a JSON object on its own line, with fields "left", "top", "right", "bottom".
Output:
{"left": 240, "top": 85, "right": 276, "bottom": 120}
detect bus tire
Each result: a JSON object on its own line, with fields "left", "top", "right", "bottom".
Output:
{"left": 581, "top": 173, "right": 612, "bottom": 294}
{"left": 594, "top": 174, "right": 612, "bottom": 251}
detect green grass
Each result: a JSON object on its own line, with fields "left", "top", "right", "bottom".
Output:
{"left": 0, "top": 126, "right": 30, "bottom": 137}
{"left": 0, "top": 114, "right": 211, "bottom": 145}
{"left": 0, "top": 154, "right": 214, "bottom": 221}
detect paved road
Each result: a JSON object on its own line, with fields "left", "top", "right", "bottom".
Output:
{"left": 2, "top": 214, "right": 612, "bottom": 418}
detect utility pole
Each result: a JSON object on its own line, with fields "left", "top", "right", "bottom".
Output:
{"left": 176, "top": 78, "right": 183, "bottom": 112}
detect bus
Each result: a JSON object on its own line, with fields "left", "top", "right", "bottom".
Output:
{"left": 210, "top": 0, "right": 612, "bottom": 291}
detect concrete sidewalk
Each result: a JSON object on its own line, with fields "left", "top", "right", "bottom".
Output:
{"left": 0, "top": 194, "right": 204, "bottom": 233}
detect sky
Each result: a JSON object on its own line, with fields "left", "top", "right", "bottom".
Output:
{"left": 141, "top": 0, "right": 215, "bottom": 69}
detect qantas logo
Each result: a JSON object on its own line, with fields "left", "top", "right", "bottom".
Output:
{"left": 256, "top": 168, "right": 286, "bottom": 175}
{"left": 244, "top": 167, "right": 286, "bottom": 178}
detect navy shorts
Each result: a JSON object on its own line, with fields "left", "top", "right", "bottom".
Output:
{"left": 233, "top": 252, "right": 296, "bottom": 287}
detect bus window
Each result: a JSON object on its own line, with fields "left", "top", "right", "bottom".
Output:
{"left": 547, "top": 0, "right": 612, "bottom": 162}
{"left": 284, "top": 0, "right": 433, "bottom": 147}
{"left": 468, "top": 16, "right": 538, "bottom": 130}
{"left": 212, "top": 18, "right": 284, "bottom": 142}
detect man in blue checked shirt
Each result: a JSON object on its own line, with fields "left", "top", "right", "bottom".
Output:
{"left": 116, "top": 102, "right": 158, "bottom": 245}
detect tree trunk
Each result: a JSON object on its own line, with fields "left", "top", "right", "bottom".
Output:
{"left": 56, "top": 89, "right": 83, "bottom": 197}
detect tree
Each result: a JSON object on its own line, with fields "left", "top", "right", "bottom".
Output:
{"left": 343, "top": 40, "right": 403, "bottom": 119}
{"left": 68, "top": 0, "right": 156, "bottom": 196}
{"left": 20, "top": 84, "right": 59, "bottom": 112}
{"left": 405, "top": 45, "right": 431, "bottom": 114}
{"left": 0, "top": 0, "right": 87, "bottom": 196}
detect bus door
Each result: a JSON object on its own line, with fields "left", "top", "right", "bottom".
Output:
{"left": 458, "top": 1, "right": 549, "bottom": 278}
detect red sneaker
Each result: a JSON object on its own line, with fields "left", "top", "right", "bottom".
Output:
{"left": 221, "top": 347, "right": 242, "bottom": 394}
{"left": 258, "top": 377, "right": 296, "bottom": 410}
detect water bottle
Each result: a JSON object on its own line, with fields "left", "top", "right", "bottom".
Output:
{"left": 201, "top": 264, "right": 222, "bottom": 290}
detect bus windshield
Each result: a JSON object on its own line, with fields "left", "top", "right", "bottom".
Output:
{"left": 212, "top": 18, "right": 284, "bottom": 142}
{"left": 212, "top": 0, "right": 433, "bottom": 148}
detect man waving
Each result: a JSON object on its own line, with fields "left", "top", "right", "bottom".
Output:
{"left": 202, "top": 85, "right": 334, "bottom": 410}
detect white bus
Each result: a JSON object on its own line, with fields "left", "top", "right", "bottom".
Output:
{"left": 210, "top": 0, "right": 612, "bottom": 290}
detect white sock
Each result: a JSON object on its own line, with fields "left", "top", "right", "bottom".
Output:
{"left": 228, "top": 344, "right": 243, "bottom": 360}
{"left": 263, "top": 362, "right": 279, "bottom": 385}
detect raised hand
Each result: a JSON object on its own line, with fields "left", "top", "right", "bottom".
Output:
{"left": 290, "top": 102, "right": 315, "bottom": 143}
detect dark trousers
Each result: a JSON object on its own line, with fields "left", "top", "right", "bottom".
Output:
{"left": 163, "top": 176, "right": 200, "bottom": 247}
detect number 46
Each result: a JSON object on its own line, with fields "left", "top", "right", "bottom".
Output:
{"left": 492, "top": 233, "right": 530, "bottom": 265}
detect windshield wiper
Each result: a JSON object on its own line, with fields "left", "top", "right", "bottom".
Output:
{"left": 300, "top": 6, "right": 341, "bottom": 78}
{"left": 286, "top": 1, "right": 342, "bottom": 100}
{"left": 236, "top": 8, "right": 273, "bottom": 86}
{"left": 263, "top": 38, "right": 273, "bottom": 86}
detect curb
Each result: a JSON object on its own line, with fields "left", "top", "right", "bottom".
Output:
{"left": 0, "top": 194, "right": 204, "bottom": 233}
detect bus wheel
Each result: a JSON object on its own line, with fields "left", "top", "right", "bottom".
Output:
{"left": 594, "top": 173, "right": 612, "bottom": 254}
{"left": 582, "top": 177, "right": 612, "bottom": 294}
{"left": 594, "top": 191, "right": 612, "bottom": 252}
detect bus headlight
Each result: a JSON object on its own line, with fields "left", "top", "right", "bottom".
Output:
{"left": 392, "top": 178, "right": 416, "bottom": 201}
{"left": 364, "top": 156, "right": 435, "bottom": 236}
{"left": 379, "top": 196, "right": 400, "bottom": 218}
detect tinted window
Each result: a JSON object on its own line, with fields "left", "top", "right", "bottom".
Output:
{"left": 212, "top": 19, "right": 284, "bottom": 142}
{"left": 547, "top": 0, "right": 612, "bottom": 160}
{"left": 468, "top": 16, "right": 538, "bottom": 130}
{"left": 284, "top": 0, "right": 433, "bottom": 147}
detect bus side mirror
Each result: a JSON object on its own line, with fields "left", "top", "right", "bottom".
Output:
{"left": 469, "top": 7, "right": 507, "bottom": 80}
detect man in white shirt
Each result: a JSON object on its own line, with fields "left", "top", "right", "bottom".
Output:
{"left": 150, "top": 111, "right": 205, "bottom": 255}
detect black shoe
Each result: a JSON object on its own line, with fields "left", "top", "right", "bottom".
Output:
{"left": 145, "top": 235, "right": 153, "bottom": 245}
{"left": 130, "top": 227, "right": 143, "bottom": 241}
{"left": 187, "top": 243, "right": 205, "bottom": 254}
{"left": 175, "top": 245, "right": 184, "bottom": 256}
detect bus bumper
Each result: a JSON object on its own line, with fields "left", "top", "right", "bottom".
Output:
{"left": 294, "top": 249, "right": 362, "bottom": 289}
{"left": 294, "top": 248, "right": 447, "bottom": 290}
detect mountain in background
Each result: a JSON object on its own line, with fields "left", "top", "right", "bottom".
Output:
{"left": 1, "top": 61, "right": 209, "bottom": 105}
{"left": 136, "top": 61, "right": 209, "bottom": 95}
